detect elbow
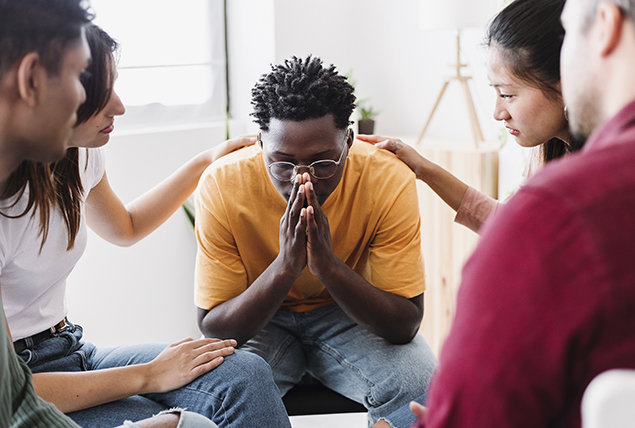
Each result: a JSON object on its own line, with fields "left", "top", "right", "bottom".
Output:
{"left": 197, "top": 311, "right": 216, "bottom": 339}
{"left": 381, "top": 314, "right": 422, "bottom": 345}
{"left": 113, "top": 233, "right": 145, "bottom": 247}
{"left": 385, "top": 326, "right": 420, "bottom": 345}
{"left": 96, "top": 232, "right": 141, "bottom": 247}
{"left": 197, "top": 307, "right": 251, "bottom": 346}
{"left": 200, "top": 326, "right": 251, "bottom": 347}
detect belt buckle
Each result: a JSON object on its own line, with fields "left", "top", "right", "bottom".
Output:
{"left": 50, "top": 318, "right": 71, "bottom": 334}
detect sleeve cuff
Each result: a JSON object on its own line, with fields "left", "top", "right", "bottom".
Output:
{"left": 454, "top": 187, "right": 499, "bottom": 234}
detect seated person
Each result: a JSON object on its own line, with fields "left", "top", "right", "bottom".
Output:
{"left": 393, "top": 0, "right": 635, "bottom": 426}
{"left": 0, "top": 2, "right": 215, "bottom": 427}
{"left": 194, "top": 55, "right": 437, "bottom": 425}
{"left": 1, "top": 23, "right": 289, "bottom": 428}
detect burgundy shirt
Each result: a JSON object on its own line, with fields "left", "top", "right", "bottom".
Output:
{"left": 418, "top": 99, "right": 635, "bottom": 428}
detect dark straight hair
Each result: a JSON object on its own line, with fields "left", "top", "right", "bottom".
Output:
{"left": 485, "top": 0, "right": 582, "bottom": 162}
{"left": 0, "top": 0, "right": 93, "bottom": 76}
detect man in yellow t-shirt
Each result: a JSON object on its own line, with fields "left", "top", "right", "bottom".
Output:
{"left": 195, "top": 56, "right": 436, "bottom": 426}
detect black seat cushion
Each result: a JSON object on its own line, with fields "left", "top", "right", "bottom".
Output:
{"left": 282, "top": 374, "right": 367, "bottom": 416}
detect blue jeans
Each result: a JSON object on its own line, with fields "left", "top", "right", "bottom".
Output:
{"left": 377, "top": 393, "right": 427, "bottom": 428}
{"left": 17, "top": 322, "right": 291, "bottom": 428}
{"left": 239, "top": 303, "right": 437, "bottom": 426}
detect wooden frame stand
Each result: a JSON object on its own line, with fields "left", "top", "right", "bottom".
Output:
{"left": 417, "top": 31, "right": 484, "bottom": 148}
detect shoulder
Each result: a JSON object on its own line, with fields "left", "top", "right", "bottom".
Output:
{"left": 477, "top": 142, "right": 635, "bottom": 289}
{"left": 347, "top": 140, "right": 416, "bottom": 189}
{"left": 522, "top": 141, "right": 635, "bottom": 216}
{"left": 198, "top": 145, "right": 266, "bottom": 205}
{"left": 80, "top": 147, "right": 106, "bottom": 190}
{"left": 201, "top": 144, "right": 262, "bottom": 183}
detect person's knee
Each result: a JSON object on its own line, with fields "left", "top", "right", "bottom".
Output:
{"left": 400, "top": 335, "right": 437, "bottom": 391}
{"left": 371, "top": 345, "right": 435, "bottom": 405}
{"left": 227, "top": 350, "right": 275, "bottom": 384}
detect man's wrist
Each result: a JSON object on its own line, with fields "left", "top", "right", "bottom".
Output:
{"left": 313, "top": 253, "right": 346, "bottom": 283}
{"left": 270, "top": 256, "right": 303, "bottom": 286}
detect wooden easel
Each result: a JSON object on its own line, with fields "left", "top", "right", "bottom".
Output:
{"left": 417, "top": 32, "right": 484, "bottom": 148}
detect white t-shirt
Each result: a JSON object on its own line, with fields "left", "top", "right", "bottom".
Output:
{"left": 0, "top": 148, "right": 105, "bottom": 340}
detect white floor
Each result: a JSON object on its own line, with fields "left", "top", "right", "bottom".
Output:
{"left": 289, "top": 412, "right": 368, "bottom": 428}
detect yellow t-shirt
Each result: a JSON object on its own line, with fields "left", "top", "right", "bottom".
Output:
{"left": 195, "top": 140, "right": 425, "bottom": 312}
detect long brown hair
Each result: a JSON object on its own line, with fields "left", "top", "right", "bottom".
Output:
{"left": 0, "top": 24, "right": 118, "bottom": 250}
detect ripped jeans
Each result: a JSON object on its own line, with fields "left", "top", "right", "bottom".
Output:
{"left": 118, "top": 409, "right": 217, "bottom": 428}
{"left": 17, "top": 322, "right": 291, "bottom": 428}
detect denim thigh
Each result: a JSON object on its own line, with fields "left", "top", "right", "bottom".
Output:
{"left": 238, "top": 311, "right": 308, "bottom": 395}
{"left": 300, "top": 304, "right": 436, "bottom": 424}
{"left": 67, "top": 395, "right": 167, "bottom": 428}
{"left": 19, "top": 326, "right": 289, "bottom": 428}
{"left": 240, "top": 303, "right": 437, "bottom": 425}
{"left": 89, "top": 343, "right": 291, "bottom": 428}
{"left": 15, "top": 325, "right": 170, "bottom": 427}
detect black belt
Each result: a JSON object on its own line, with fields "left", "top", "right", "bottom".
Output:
{"left": 13, "top": 318, "right": 72, "bottom": 354}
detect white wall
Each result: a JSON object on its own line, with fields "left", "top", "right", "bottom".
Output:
{"left": 67, "top": 0, "right": 526, "bottom": 347}
{"left": 66, "top": 125, "right": 228, "bottom": 347}
{"left": 228, "top": 0, "right": 502, "bottom": 142}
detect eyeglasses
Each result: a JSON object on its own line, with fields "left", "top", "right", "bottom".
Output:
{"left": 260, "top": 130, "right": 350, "bottom": 182}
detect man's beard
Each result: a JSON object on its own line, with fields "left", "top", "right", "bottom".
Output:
{"left": 569, "top": 90, "right": 601, "bottom": 141}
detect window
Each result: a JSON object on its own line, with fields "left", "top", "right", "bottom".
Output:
{"left": 90, "top": 0, "right": 227, "bottom": 131}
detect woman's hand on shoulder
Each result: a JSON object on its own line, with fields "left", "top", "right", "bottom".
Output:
{"left": 143, "top": 337, "right": 237, "bottom": 393}
{"left": 208, "top": 134, "right": 257, "bottom": 164}
{"left": 356, "top": 135, "right": 429, "bottom": 181}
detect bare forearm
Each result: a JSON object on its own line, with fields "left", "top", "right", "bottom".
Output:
{"left": 123, "top": 153, "right": 211, "bottom": 244}
{"left": 32, "top": 365, "right": 152, "bottom": 413}
{"left": 86, "top": 154, "right": 211, "bottom": 247}
{"left": 319, "top": 258, "right": 423, "bottom": 344}
{"left": 198, "top": 258, "right": 297, "bottom": 346}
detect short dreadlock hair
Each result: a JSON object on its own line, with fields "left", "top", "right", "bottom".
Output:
{"left": 251, "top": 55, "right": 356, "bottom": 132}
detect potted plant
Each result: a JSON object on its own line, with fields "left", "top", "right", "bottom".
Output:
{"left": 345, "top": 70, "right": 378, "bottom": 135}
{"left": 358, "top": 102, "right": 378, "bottom": 135}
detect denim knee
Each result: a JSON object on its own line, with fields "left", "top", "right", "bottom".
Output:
{"left": 227, "top": 350, "right": 276, "bottom": 387}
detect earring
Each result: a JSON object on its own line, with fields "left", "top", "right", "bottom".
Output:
{"left": 564, "top": 105, "right": 569, "bottom": 121}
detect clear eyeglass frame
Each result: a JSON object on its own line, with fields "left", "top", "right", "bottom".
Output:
{"left": 260, "top": 129, "right": 350, "bottom": 182}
